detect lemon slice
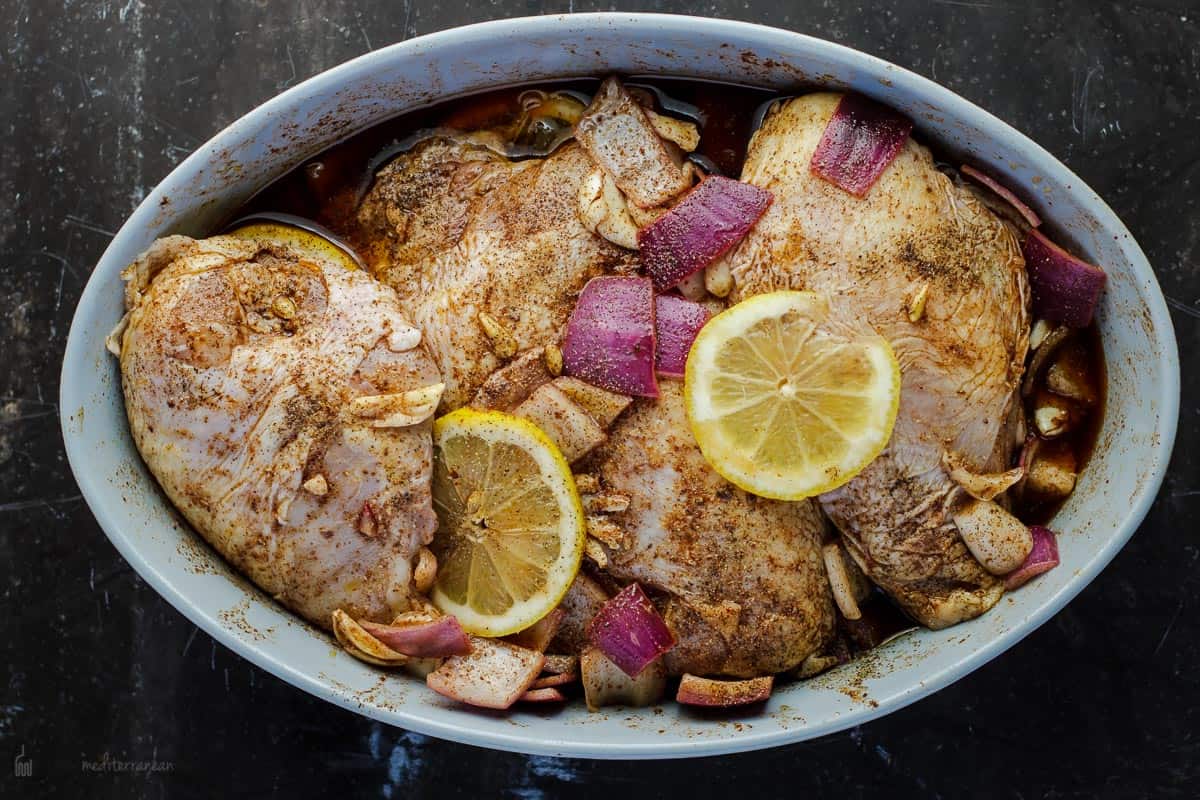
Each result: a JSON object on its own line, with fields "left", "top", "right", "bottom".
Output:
{"left": 228, "top": 221, "right": 359, "bottom": 271}
{"left": 429, "top": 408, "right": 585, "bottom": 636}
{"left": 684, "top": 290, "right": 900, "bottom": 501}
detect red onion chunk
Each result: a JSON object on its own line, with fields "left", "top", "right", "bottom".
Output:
{"left": 1022, "top": 229, "right": 1107, "bottom": 327}
{"left": 358, "top": 616, "right": 472, "bottom": 658}
{"left": 655, "top": 294, "right": 710, "bottom": 378}
{"left": 961, "top": 164, "right": 1042, "bottom": 228}
{"left": 562, "top": 276, "right": 659, "bottom": 398}
{"left": 810, "top": 94, "right": 914, "bottom": 197}
{"left": 587, "top": 583, "right": 676, "bottom": 677}
{"left": 676, "top": 674, "right": 774, "bottom": 708}
{"left": 519, "top": 687, "right": 568, "bottom": 703}
{"left": 1004, "top": 525, "right": 1061, "bottom": 590}
{"left": 638, "top": 176, "right": 773, "bottom": 291}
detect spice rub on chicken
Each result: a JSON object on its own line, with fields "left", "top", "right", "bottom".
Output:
{"left": 727, "top": 93, "right": 1032, "bottom": 628}
{"left": 113, "top": 232, "right": 443, "bottom": 628}
{"left": 355, "top": 136, "right": 638, "bottom": 411}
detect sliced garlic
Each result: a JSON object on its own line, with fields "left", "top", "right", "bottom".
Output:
{"left": 272, "top": 295, "right": 297, "bottom": 319}
{"left": 822, "top": 542, "right": 863, "bottom": 621}
{"left": 1029, "top": 318, "right": 1053, "bottom": 351}
{"left": 585, "top": 515, "right": 625, "bottom": 549}
{"left": 907, "top": 283, "right": 929, "bottom": 322}
{"left": 1035, "top": 405, "right": 1070, "bottom": 438}
{"left": 705, "top": 257, "right": 733, "bottom": 298}
{"left": 584, "top": 537, "right": 609, "bottom": 569}
{"left": 274, "top": 495, "right": 293, "bottom": 525}
{"left": 414, "top": 547, "right": 438, "bottom": 594}
{"left": 331, "top": 609, "right": 408, "bottom": 667}
{"left": 573, "top": 473, "right": 601, "bottom": 494}
{"left": 942, "top": 451, "right": 1024, "bottom": 501}
{"left": 645, "top": 109, "right": 701, "bottom": 152}
{"left": 105, "top": 310, "right": 132, "bottom": 357}
{"left": 583, "top": 492, "right": 631, "bottom": 514}
{"left": 357, "top": 502, "right": 380, "bottom": 537}
{"left": 349, "top": 383, "right": 444, "bottom": 428}
{"left": 302, "top": 474, "right": 328, "bottom": 496}
{"left": 544, "top": 343, "right": 564, "bottom": 377}
{"left": 478, "top": 311, "right": 519, "bottom": 358}
{"left": 576, "top": 169, "right": 641, "bottom": 250}
{"left": 386, "top": 323, "right": 422, "bottom": 352}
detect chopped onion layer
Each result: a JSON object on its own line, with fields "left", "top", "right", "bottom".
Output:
{"left": 426, "top": 637, "right": 545, "bottom": 710}
{"left": 810, "top": 94, "right": 913, "bottom": 197}
{"left": 638, "top": 176, "right": 773, "bottom": 291}
{"left": 587, "top": 583, "right": 676, "bottom": 677}
{"left": 676, "top": 674, "right": 774, "bottom": 707}
{"left": 655, "top": 294, "right": 710, "bottom": 378}
{"left": 562, "top": 276, "right": 659, "bottom": 397}
{"left": 1022, "top": 229, "right": 1107, "bottom": 327}
{"left": 961, "top": 164, "right": 1042, "bottom": 228}
{"left": 1004, "top": 525, "right": 1060, "bottom": 590}
{"left": 358, "top": 616, "right": 472, "bottom": 658}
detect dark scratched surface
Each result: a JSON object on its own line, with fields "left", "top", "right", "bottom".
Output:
{"left": 2, "top": 1, "right": 1199, "bottom": 797}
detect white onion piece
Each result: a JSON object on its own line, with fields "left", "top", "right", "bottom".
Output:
{"left": 426, "top": 637, "right": 545, "bottom": 710}
{"left": 952, "top": 498, "right": 1034, "bottom": 575}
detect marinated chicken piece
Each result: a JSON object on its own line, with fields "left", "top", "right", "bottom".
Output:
{"left": 728, "top": 94, "right": 1031, "bottom": 628}
{"left": 116, "top": 234, "right": 441, "bottom": 628}
{"left": 356, "top": 137, "right": 637, "bottom": 409}
{"left": 589, "top": 383, "right": 835, "bottom": 677}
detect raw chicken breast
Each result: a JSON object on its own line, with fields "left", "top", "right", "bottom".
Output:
{"left": 115, "top": 234, "right": 442, "bottom": 628}
{"left": 588, "top": 383, "right": 835, "bottom": 677}
{"left": 356, "top": 137, "right": 637, "bottom": 410}
{"left": 728, "top": 94, "right": 1031, "bottom": 628}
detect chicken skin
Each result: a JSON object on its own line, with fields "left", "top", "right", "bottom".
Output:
{"left": 354, "top": 85, "right": 835, "bottom": 673}
{"left": 356, "top": 137, "right": 636, "bottom": 410}
{"left": 727, "top": 93, "right": 1031, "bottom": 628}
{"left": 589, "top": 383, "right": 835, "bottom": 677}
{"left": 115, "top": 234, "right": 442, "bottom": 628}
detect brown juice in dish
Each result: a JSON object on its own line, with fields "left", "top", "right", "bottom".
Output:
{"left": 233, "top": 76, "right": 1105, "bottom": 531}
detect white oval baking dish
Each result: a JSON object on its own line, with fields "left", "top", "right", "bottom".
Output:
{"left": 59, "top": 13, "right": 1179, "bottom": 758}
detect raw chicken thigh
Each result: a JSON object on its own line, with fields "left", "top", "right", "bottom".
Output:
{"left": 357, "top": 137, "right": 636, "bottom": 410}
{"left": 356, "top": 81, "right": 836, "bottom": 671}
{"left": 590, "top": 383, "right": 835, "bottom": 677}
{"left": 728, "top": 93, "right": 1031, "bottom": 628}
{"left": 115, "top": 233, "right": 442, "bottom": 628}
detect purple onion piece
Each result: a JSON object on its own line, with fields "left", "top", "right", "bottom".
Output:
{"left": 810, "top": 93, "right": 913, "bottom": 197}
{"left": 961, "top": 164, "right": 1043, "bottom": 228}
{"left": 1022, "top": 229, "right": 1107, "bottom": 328}
{"left": 638, "top": 176, "right": 773, "bottom": 291}
{"left": 586, "top": 583, "right": 676, "bottom": 678}
{"left": 1004, "top": 525, "right": 1060, "bottom": 590}
{"left": 358, "top": 616, "right": 472, "bottom": 658}
{"left": 562, "top": 276, "right": 659, "bottom": 398}
{"left": 654, "top": 294, "right": 710, "bottom": 378}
